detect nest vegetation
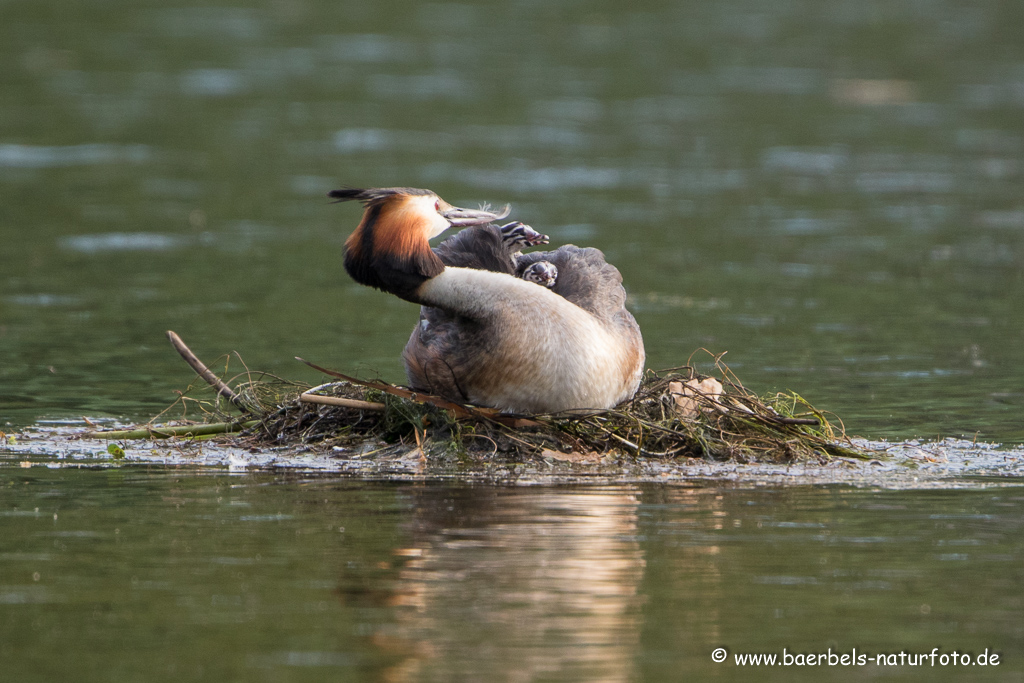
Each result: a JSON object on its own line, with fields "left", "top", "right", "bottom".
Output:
{"left": 127, "top": 337, "right": 868, "bottom": 464}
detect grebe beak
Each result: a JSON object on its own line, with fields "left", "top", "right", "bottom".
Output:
{"left": 442, "top": 203, "right": 512, "bottom": 227}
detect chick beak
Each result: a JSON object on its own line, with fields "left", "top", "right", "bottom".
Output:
{"left": 441, "top": 203, "right": 512, "bottom": 227}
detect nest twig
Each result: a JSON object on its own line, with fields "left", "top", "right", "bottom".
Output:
{"left": 110, "top": 332, "right": 871, "bottom": 464}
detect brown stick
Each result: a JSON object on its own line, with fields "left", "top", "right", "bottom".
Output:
{"left": 166, "top": 330, "right": 243, "bottom": 408}
{"left": 296, "top": 357, "right": 543, "bottom": 428}
{"left": 299, "top": 393, "right": 386, "bottom": 411}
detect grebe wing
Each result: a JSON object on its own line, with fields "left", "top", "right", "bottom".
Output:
{"left": 403, "top": 308, "right": 483, "bottom": 400}
{"left": 432, "top": 225, "right": 515, "bottom": 274}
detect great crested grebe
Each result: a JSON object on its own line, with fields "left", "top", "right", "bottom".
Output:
{"left": 331, "top": 187, "right": 645, "bottom": 414}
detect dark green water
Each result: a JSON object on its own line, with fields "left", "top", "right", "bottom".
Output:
{"left": 3, "top": 2, "right": 1024, "bottom": 680}
{"left": 1, "top": 0, "right": 1022, "bottom": 442}
{"left": 1, "top": 470, "right": 1021, "bottom": 682}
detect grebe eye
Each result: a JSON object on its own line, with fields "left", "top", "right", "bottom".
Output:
{"left": 434, "top": 200, "right": 441, "bottom": 212}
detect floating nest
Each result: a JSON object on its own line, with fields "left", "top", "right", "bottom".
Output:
{"left": 86, "top": 333, "right": 870, "bottom": 464}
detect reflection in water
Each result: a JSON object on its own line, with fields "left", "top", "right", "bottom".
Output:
{"left": 373, "top": 486, "right": 646, "bottom": 682}
{"left": 3, "top": 473, "right": 1022, "bottom": 681}
{"left": 0, "top": 143, "right": 150, "bottom": 168}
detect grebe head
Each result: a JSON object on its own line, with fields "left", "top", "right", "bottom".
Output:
{"left": 330, "top": 187, "right": 509, "bottom": 238}
{"left": 332, "top": 187, "right": 510, "bottom": 300}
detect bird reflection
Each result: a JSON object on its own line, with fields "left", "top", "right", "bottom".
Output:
{"left": 368, "top": 485, "right": 646, "bottom": 682}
